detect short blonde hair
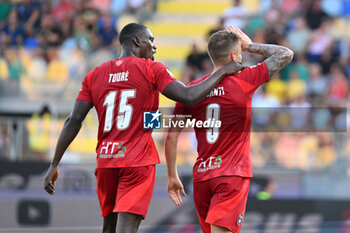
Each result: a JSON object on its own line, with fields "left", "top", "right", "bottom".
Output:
{"left": 207, "top": 30, "right": 241, "bottom": 66}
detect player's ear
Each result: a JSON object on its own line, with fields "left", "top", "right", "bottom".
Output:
{"left": 133, "top": 36, "right": 141, "bottom": 47}
{"left": 230, "top": 51, "right": 236, "bottom": 61}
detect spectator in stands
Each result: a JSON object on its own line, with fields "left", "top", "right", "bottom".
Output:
{"left": 183, "top": 43, "right": 212, "bottom": 83}
{"left": 222, "top": 0, "right": 248, "bottom": 28}
{"left": 16, "top": 0, "right": 41, "bottom": 30}
{"left": 77, "top": 0, "right": 99, "bottom": 34}
{"left": 27, "top": 48, "right": 47, "bottom": 81}
{"left": 127, "top": 0, "right": 149, "bottom": 22}
{"left": 0, "top": 0, "right": 348, "bottom": 173}
{"left": 304, "top": 0, "right": 329, "bottom": 30}
{"left": 266, "top": 78, "right": 287, "bottom": 104}
{"left": 110, "top": 0, "right": 128, "bottom": 17}
{"left": 45, "top": 47, "right": 68, "bottom": 84}
{"left": 91, "top": 0, "right": 111, "bottom": 13}
{"left": 289, "top": 94, "right": 311, "bottom": 130}
{"left": 319, "top": 46, "right": 336, "bottom": 75}
{"left": 1, "top": 9, "right": 26, "bottom": 46}
{"left": 51, "top": 0, "right": 75, "bottom": 24}
{"left": 23, "top": 24, "right": 39, "bottom": 50}
{"left": 307, "top": 21, "right": 333, "bottom": 62}
{"left": 281, "top": 0, "right": 301, "bottom": 16}
{"left": 2, "top": 49, "right": 26, "bottom": 96}
{"left": 344, "top": 0, "right": 350, "bottom": 15}
{"left": 312, "top": 107, "right": 331, "bottom": 131}
{"left": 72, "top": 15, "right": 92, "bottom": 51}
{"left": 0, "top": 124, "right": 9, "bottom": 160}
{"left": 264, "top": 0, "right": 283, "bottom": 32}
{"left": 306, "top": 63, "right": 328, "bottom": 101}
{"left": 286, "top": 17, "right": 311, "bottom": 56}
{"left": 27, "top": 104, "right": 51, "bottom": 160}
{"left": 37, "top": 14, "right": 63, "bottom": 47}
{"left": 287, "top": 70, "right": 306, "bottom": 102}
{"left": 321, "top": 0, "right": 343, "bottom": 17}
{"left": 98, "top": 12, "right": 118, "bottom": 47}
{"left": 315, "top": 133, "right": 335, "bottom": 168}
{"left": 328, "top": 64, "right": 348, "bottom": 106}
{"left": 0, "top": 55, "right": 9, "bottom": 82}
{"left": 292, "top": 54, "right": 309, "bottom": 81}
{"left": 252, "top": 86, "right": 280, "bottom": 127}
{"left": 0, "top": 1, "right": 14, "bottom": 22}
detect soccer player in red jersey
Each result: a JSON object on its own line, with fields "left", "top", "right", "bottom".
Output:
{"left": 43, "top": 23, "right": 244, "bottom": 233}
{"left": 165, "top": 26, "right": 293, "bottom": 233}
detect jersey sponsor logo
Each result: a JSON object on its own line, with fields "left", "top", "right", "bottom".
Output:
{"left": 143, "top": 110, "right": 161, "bottom": 129}
{"left": 115, "top": 60, "right": 123, "bottom": 66}
{"left": 197, "top": 155, "right": 222, "bottom": 172}
{"left": 99, "top": 140, "right": 126, "bottom": 159}
{"left": 237, "top": 213, "right": 243, "bottom": 225}
{"left": 108, "top": 71, "right": 129, "bottom": 83}
{"left": 206, "top": 86, "right": 225, "bottom": 98}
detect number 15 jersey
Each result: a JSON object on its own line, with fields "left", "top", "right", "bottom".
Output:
{"left": 174, "top": 62, "right": 269, "bottom": 182}
{"left": 76, "top": 57, "right": 175, "bottom": 168}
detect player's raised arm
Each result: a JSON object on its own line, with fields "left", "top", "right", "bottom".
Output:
{"left": 44, "top": 100, "right": 92, "bottom": 195}
{"left": 162, "top": 60, "right": 245, "bottom": 106}
{"left": 227, "top": 26, "right": 294, "bottom": 78}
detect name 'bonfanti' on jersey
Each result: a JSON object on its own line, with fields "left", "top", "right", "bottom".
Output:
{"left": 173, "top": 62, "right": 269, "bottom": 182}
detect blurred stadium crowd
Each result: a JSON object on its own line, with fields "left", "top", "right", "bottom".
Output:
{"left": 0, "top": 0, "right": 157, "bottom": 99}
{"left": 0, "top": 0, "right": 349, "bottom": 174}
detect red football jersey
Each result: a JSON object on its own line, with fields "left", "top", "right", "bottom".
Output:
{"left": 77, "top": 56, "right": 176, "bottom": 168}
{"left": 174, "top": 62, "right": 269, "bottom": 182}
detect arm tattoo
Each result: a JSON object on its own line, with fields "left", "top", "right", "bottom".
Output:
{"left": 247, "top": 43, "right": 294, "bottom": 78}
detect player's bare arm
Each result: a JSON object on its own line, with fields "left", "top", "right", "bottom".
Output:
{"left": 247, "top": 43, "right": 293, "bottom": 77}
{"left": 44, "top": 100, "right": 93, "bottom": 195}
{"left": 226, "top": 26, "right": 293, "bottom": 78}
{"left": 165, "top": 121, "right": 186, "bottom": 206}
{"left": 163, "top": 60, "right": 245, "bottom": 106}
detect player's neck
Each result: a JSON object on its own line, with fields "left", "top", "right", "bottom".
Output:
{"left": 119, "top": 48, "right": 138, "bottom": 59}
{"left": 212, "top": 66, "right": 223, "bottom": 74}
{"left": 120, "top": 51, "right": 136, "bottom": 59}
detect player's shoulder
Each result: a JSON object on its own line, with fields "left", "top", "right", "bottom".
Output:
{"left": 98, "top": 59, "right": 115, "bottom": 68}
{"left": 146, "top": 59, "right": 167, "bottom": 69}
{"left": 188, "top": 74, "right": 210, "bottom": 86}
{"left": 240, "top": 62, "right": 266, "bottom": 74}
{"left": 90, "top": 59, "right": 115, "bottom": 75}
{"left": 99, "top": 57, "right": 147, "bottom": 68}
{"left": 227, "top": 62, "right": 266, "bottom": 79}
{"left": 127, "top": 57, "right": 166, "bottom": 70}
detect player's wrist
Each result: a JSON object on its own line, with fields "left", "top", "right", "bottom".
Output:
{"left": 50, "top": 162, "right": 58, "bottom": 168}
{"left": 168, "top": 174, "right": 179, "bottom": 180}
{"left": 243, "top": 42, "right": 252, "bottom": 51}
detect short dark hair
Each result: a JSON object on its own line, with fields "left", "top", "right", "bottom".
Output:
{"left": 119, "top": 23, "right": 148, "bottom": 45}
{"left": 207, "top": 30, "right": 241, "bottom": 65}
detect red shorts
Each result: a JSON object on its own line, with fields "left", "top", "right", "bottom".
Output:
{"left": 95, "top": 165, "right": 155, "bottom": 218}
{"left": 193, "top": 176, "right": 250, "bottom": 233}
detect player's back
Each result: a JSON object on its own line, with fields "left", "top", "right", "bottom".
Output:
{"left": 77, "top": 56, "right": 175, "bottom": 168}
{"left": 174, "top": 62, "right": 269, "bottom": 181}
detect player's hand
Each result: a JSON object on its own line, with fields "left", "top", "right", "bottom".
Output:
{"left": 225, "top": 25, "right": 252, "bottom": 51}
{"left": 168, "top": 177, "right": 186, "bottom": 206}
{"left": 44, "top": 165, "right": 59, "bottom": 195}
{"left": 222, "top": 60, "right": 246, "bottom": 76}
